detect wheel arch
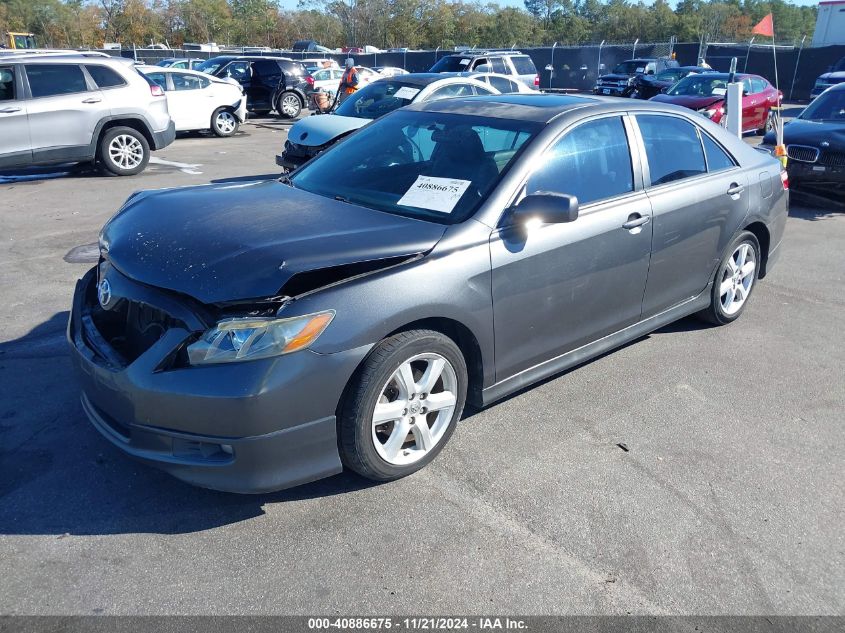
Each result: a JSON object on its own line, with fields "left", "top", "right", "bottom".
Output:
{"left": 94, "top": 117, "right": 155, "bottom": 157}
{"left": 337, "top": 317, "right": 485, "bottom": 414}
{"left": 742, "top": 221, "right": 771, "bottom": 278}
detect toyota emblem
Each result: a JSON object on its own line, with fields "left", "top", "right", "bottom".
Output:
{"left": 97, "top": 278, "right": 112, "bottom": 308}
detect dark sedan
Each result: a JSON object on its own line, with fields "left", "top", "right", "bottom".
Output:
{"left": 763, "top": 83, "right": 845, "bottom": 203}
{"left": 810, "top": 56, "right": 845, "bottom": 100}
{"left": 632, "top": 66, "right": 716, "bottom": 100}
{"left": 69, "top": 95, "right": 787, "bottom": 493}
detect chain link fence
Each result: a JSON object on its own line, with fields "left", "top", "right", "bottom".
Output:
{"left": 117, "top": 39, "right": 845, "bottom": 101}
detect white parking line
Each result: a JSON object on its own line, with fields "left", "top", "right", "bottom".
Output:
{"left": 149, "top": 157, "right": 203, "bottom": 175}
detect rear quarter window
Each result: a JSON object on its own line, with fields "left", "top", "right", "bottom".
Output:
{"left": 510, "top": 56, "right": 537, "bottom": 75}
{"left": 85, "top": 65, "right": 126, "bottom": 89}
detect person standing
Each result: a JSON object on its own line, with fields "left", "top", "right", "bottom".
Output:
{"left": 338, "top": 58, "right": 359, "bottom": 104}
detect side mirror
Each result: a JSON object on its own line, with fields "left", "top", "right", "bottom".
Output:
{"left": 647, "top": 69, "right": 655, "bottom": 75}
{"left": 512, "top": 192, "right": 579, "bottom": 225}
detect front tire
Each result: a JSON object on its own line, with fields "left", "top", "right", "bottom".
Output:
{"left": 697, "top": 231, "right": 761, "bottom": 325}
{"left": 211, "top": 107, "right": 239, "bottom": 137}
{"left": 99, "top": 127, "right": 149, "bottom": 176}
{"left": 338, "top": 330, "right": 468, "bottom": 482}
{"left": 276, "top": 91, "right": 302, "bottom": 119}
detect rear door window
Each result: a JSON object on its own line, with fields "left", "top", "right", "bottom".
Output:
{"left": 25, "top": 64, "right": 89, "bottom": 98}
{"left": 85, "top": 65, "right": 126, "bottom": 89}
{"left": 172, "top": 73, "right": 208, "bottom": 91}
{"left": 0, "top": 66, "right": 15, "bottom": 101}
{"left": 491, "top": 58, "right": 508, "bottom": 74}
{"left": 637, "top": 115, "right": 707, "bottom": 186}
{"left": 526, "top": 116, "right": 634, "bottom": 205}
{"left": 252, "top": 59, "right": 281, "bottom": 78}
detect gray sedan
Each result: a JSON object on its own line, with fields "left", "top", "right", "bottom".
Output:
{"left": 69, "top": 95, "right": 788, "bottom": 493}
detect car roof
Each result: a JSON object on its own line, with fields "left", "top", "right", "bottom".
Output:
{"left": 5, "top": 53, "right": 130, "bottom": 65}
{"left": 376, "top": 72, "right": 446, "bottom": 86}
{"left": 410, "top": 93, "right": 599, "bottom": 121}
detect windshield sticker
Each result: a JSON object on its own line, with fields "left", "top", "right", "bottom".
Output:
{"left": 398, "top": 176, "right": 472, "bottom": 213}
{"left": 393, "top": 86, "right": 421, "bottom": 100}
{"left": 459, "top": 59, "right": 470, "bottom": 66}
{"left": 712, "top": 87, "right": 727, "bottom": 95}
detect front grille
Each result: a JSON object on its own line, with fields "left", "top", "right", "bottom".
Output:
{"left": 820, "top": 151, "right": 845, "bottom": 168}
{"left": 88, "top": 293, "right": 184, "bottom": 366}
{"left": 787, "top": 145, "right": 820, "bottom": 163}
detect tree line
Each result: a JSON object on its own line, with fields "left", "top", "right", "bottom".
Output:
{"left": 0, "top": 0, "right": 818, "bottom": 52}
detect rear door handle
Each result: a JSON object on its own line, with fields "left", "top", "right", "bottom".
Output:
{"left": 82, "top": 97, "right": 102, "bottom": 104}
{"left": 727, "top": 184, "right": 745, "bottom": 196}
{"left": 622, "top": 214, "right": 651, "bottom": 230}
{"left": 0, "top": 106, "right": 21, "bottom": 113}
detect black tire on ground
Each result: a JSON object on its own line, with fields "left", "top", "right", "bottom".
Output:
{"left": 338, "top": 329, "right": 468, "bottom": 482}
{"left": 276, "top": 91, "right": 303, "bottom": 119}
{"left": 211, "top": 107, "right": 239, "bottom": 137}
{"left": 98, "top": 126, "right": 150, "bottom": 176}
{"left": 757, "top": 111, "right": 775, "bottom": 136}
{"left": 696, "top": 230, "right": 761, "bottom": 326}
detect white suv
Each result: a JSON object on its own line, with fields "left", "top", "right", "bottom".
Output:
{"left": 0, "top": 55, "right": 175, "bottom": 176}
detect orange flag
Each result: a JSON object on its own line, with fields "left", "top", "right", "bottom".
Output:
{"left": 752, "top": 13, "right": 774, "bottom": 37}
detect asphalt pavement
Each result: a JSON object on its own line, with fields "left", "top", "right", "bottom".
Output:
{"left": 0, "top": 116, "right": 842, "bottom": 615}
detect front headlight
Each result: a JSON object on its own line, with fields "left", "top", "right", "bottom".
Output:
{"left": 187, "top": 310, "right": 335, "bottom": 365}
{"left": 699, "top": 106, "right": 725, "bottom": 119}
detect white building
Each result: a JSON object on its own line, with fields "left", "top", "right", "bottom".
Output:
{"left": 812, "top": 1, "right": 845, "bottom": 46}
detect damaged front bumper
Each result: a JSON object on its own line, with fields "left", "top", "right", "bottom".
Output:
{"left": 68, "top": 267, "right": 367, "bottom": 493}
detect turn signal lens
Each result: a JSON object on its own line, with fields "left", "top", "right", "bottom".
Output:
{"left": 187, "top": 310, "right": 335, "bottom": 365}
{"left": 534, "top": 74, "right": 540, "bottom": 87}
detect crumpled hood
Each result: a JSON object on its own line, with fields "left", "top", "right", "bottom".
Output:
{"left": 101, "top": 180, "right": 446, "bottom": 304}
{"left": 762, "top": 118, "right": 845, "bottom": 148}
{"left": 287, "top": 114, "right": 369, "bottom": 148}
{"left": 649, "top": 93, "right": 723, "bottom": 110}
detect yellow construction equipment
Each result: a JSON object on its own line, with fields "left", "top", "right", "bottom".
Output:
{"left": 5, "top": 32, "right": 37, "bottom": 50}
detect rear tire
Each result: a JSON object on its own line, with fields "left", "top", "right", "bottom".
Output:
{"left": 276, "top": 91, "right": 302, "bottom": 119}
{"left": 696, "top": 231, "right": 761, "bottom": 325}
{"left": 338, "top": 330, "right": 467, "bottom": 482}
{"left": 211, "top": 107, "right": 239, "bottom": 137}
{"left": 757, "top": 111, "right": 776, "bottom": 136}
{"left": 98, "top": 126, "right": 149, "bottom": 176}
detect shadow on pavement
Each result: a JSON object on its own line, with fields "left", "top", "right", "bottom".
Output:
{"left": 789, "top": 195, "right": 845, "bottom": 220}
{"left": 0, "top": 312, "right": 377, "bottom": 537}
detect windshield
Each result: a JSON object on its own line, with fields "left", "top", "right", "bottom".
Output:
{"left": 196, "top": 57, "right": 228, "bottom": 75}
{"left": 613, "top": 60, "right": 649, "bottom": 75}
{"left": 668, "top": 75, "right": 728, "bottom": 96}
{"left": 290, "top": 110, "right": 541, "bottom": 225}
{"left": 335, "top": 80, "right": 424, "bottom": 120}
{"left": 431, "top": 56, "right": 473, "bottom": 72}
{"left": 799, "top": 89, "right": 845, "bottom": 121}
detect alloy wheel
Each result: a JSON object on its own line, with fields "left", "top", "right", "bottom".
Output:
{"left": 215, "top": 111, "right": 237, "bottom": 134}
{"left": 371, "top": 353, "right": 458, "bottom": 466}
{"left": 720, "top": 242, "right": 756, "bottom": 316}
{"left": 280, "top": 94, "right": 300, "bottom": 117}
{"left": 108, "top": 134, "right": 144, "bottom": 170}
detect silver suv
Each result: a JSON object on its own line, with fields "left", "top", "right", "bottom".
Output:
{"left": 430, "top": 50, "right": 540, "bottom": 90}
{"left": 0, "top": 55, "right": 175, "bottom": 176}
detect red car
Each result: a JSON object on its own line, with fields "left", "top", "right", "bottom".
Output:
{"left": 650, "top": 72, "right": 782, "bottom": 134}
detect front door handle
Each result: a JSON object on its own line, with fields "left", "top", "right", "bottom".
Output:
{"left": 0, "top": 106, "right": 21, "bottom": 113}
{"left": 727, "top": 183, "right": 745, "bottom": 196}
{"left": 622, "top": 214, "right": 651, "bottom": 230}
{"left": 82, "top": 97, "right": 102, "bottom": 104}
